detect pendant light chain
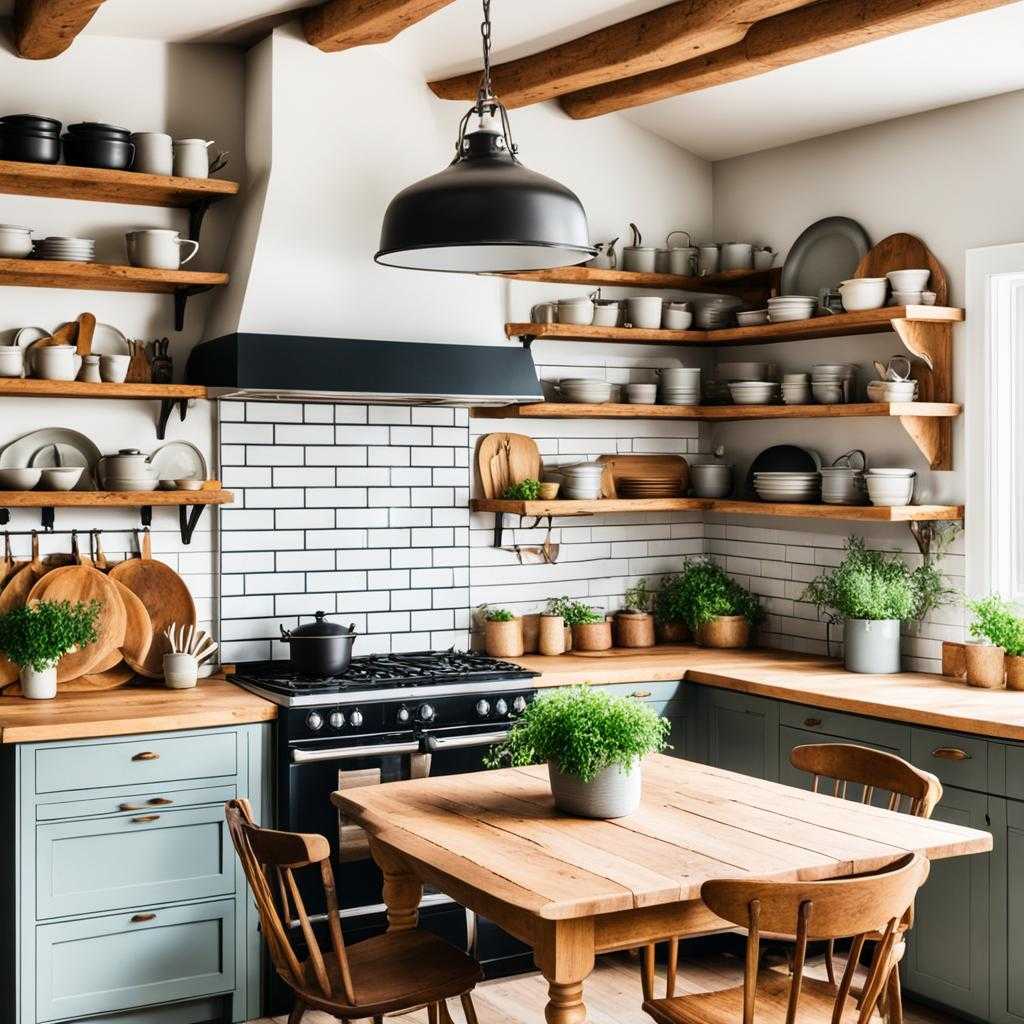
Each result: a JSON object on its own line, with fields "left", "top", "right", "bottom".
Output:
{"left": 478, "top": 0, "right": 493, "bottom": 103}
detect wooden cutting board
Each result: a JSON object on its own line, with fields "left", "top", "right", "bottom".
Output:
{"left": 854, "top": 233, "right": 948, "bottom": 306}
{"left": 111, "top": 577, "right": 154, "bottom": 676}
{"left": 598, "top": 455, "right": 690, "bottom": 498}
{"left": 476, "top": 433, "right": 542, "bottom": 499}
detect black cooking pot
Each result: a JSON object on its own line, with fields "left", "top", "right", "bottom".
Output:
{"left": 62, "top": 132, "right": 134, "bottom": 170}
{"left": 0, "top": 126, "right": 61, "bottom": 164}
{"left": 0, "top": 113, "right": 62, "bottom": 132}
{"left": 280, "top": 612, "right": 356, "bottom": 675}
{"left": 66, "top": 121, "right": 131, "bottom": 139}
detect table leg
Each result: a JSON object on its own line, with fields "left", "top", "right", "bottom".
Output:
{"left": 369, "top": 838, "right": 423, "bottom": 932}
{"left": 534, "top": 919, "right": 596, "bottom": 1024}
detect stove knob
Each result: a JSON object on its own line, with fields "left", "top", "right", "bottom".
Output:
{"left": 329, "top": 711, "right": 345, "bottom": 729}
{"left": 495, "top": 698, "right": 508, "bottom": 716}
{"left": 419, "top": 703, "right": 436, "bottom": 723}
{"left": 306, "top": 711, "right": 324, "bottom": 732}
{"left": 349, "top": 709, "right": 364, "bottom": 729}
{"left": 396, "top": 706, "right": 411, "bottom": 724}
{"left": 475, "top": 699, "right": 490, "bottom": 718}
{"left": 512, "top": 696, "right": 528, "bottom": 714}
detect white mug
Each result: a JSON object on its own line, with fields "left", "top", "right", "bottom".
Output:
{"left": 0, "top": 346, "right": 24, "bottom": 378}
{"left": 33, "top": 345, "right": 82, "bottom": 381}
{"left": 126, "top": 229, "right": 199, "bottom": 270}
{"left": 99, "top": 353, "right": 131, "bottom": 383}
{"left": 131, "top": 132, "right": 173, "bottom": 176}
{"left": 172, "top": 138, "right": 213, "bottom": 179}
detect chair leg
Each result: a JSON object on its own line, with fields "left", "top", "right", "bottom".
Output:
{"left": 884, "top": 966, "right": 904, "bottom": 1024}
{"left": 373, "top": 1017, "right": 383, "bottom": 1024}
{"left": 461, "top": 991, "right": 481, "bottom": 1024}
{"left": 438, "top": 1000, "right": 456, "bottom": 1024}
{"left": 824, "top": 939, "right": 837, "bottom": 987}
{"left": 428, "top": 1002, "right": 440, "bottom": 1024}
{"left": 287, "top": 997, "right": 307, "bottom": 1024}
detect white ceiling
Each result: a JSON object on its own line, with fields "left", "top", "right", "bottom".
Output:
{"left": 3, "top": 0, "right": 1024, "bottom": 159}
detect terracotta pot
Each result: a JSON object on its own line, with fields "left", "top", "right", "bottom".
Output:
{"left": 656, "top": 620, "right": 691, "bottom": 644}
{"left": 564, "top": 626, "right": 573, "bottom": 652}
{"left": 538, "top": 614, "right": 566, "bottom": 656}
{"left": 696, "top": 615, "right": 751, "bottom": 649}
{"left": 521, "top": 613, "right": 540, "bottom": 654}
{"left": 615, "top": 612, "right": 655, "bottom": 648}
{"left": 1007, "top": 655, "right": 1024, "bottom": 691}
{"left": 572, "top": 620, "right": 613, "bottom": 652}
{"left": 965, "top": 642, "right": 1005, "bottom": 689}
{"left": 484, "top": 618, "right": 524, "bottom": 659}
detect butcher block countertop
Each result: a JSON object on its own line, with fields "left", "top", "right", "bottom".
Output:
{"left": 514, "top": 645, "right": 1024, "bottom": 743}
{"left": 0, "top": 676, "right": 277, "bottom": 744}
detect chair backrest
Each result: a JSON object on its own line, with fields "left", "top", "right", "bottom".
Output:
{"left": 790, "top": 743, "right": 942, "bottom": 818}
{"left": 702, "top": 853, "right": 930, "bottom": 1024}
{"left": 225, "top": 799, "right": 355, "bottom": 1005}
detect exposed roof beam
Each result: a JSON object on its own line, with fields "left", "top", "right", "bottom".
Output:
{"left": 427, "top": 0, "right": 813, "bottom": 109}
{"left": 304, "top": 0, "right": 457, "bottom": 52}
{"left": 13, "top": 0, "right": 106, "bottom": 59}
{"left": 560, "top": 0, "right": 1018, "bottom": 118}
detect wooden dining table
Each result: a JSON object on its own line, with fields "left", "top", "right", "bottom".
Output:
{"left": 333, "top": 754, "right": 993, "bottom": 1024}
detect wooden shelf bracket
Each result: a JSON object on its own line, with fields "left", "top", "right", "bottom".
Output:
{"left": 892, "top": 317, "right": 954, "bottom": 470}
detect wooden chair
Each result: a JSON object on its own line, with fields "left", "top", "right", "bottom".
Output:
{"left": 225, "top": 799, "right": 483, "bottom": 1024}
{"left": 642, "top": 852, "right": 931, "bottom": 1024}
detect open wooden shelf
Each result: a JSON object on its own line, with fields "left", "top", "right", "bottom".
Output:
{"left": 0, "top": 160, "right": 238, "bottom": 208}
{"left": 0, "top": 379, "right": 206, "bottom": 401}
{"left": 0, "top": 258, "right": 227, "bottom": 294}
{"left": 497, "top": 264, "right": 781, "bottom": 298}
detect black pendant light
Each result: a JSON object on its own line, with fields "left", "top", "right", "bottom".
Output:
{"left": 375, "top": 0, "right": 596, "bottom": 273}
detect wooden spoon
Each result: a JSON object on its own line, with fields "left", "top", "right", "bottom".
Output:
{"left": 76, "top": 312, "right": 96, "bottom": 356}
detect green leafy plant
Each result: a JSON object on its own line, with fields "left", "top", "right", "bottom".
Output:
{"left": 502, "top": 478, "right": 541, "bottom": 500}
{"left": 968, "top": 595, "right": 1024, "bottom": 654}
{"left": 546, "top": 597, "right": 604, "bottom": 626}
{"left": 654, "top": 560, "right": 762, "bottom": 629}
{"left": 0, "top": 599, "right": 101, "bottom": 672}
{"left": 484, "top": 685, "right": 670, "bottom": 782}
{"left": 801, "top": 537, "right": 954, "bottom": 624}
{"left": 486, "top": 608, "right": 516, "bottom": 622}
{"left": 622, "top": 579, "right": 652, "bottom": 614}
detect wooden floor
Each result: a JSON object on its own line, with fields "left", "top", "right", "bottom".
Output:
{"left": 248, "top": 951, "right": 961, "bottom": 1024}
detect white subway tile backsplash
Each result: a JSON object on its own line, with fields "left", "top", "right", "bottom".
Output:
{"left": 369, "top": 406, "right": 411, "bottom": 425}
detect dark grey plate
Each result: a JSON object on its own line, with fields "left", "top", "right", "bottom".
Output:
{"left": 781, "top": 216, "right": 871, "bottom": 298}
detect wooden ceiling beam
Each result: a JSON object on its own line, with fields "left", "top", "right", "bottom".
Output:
{"left": 427, "top": 0, "right": 812, "bottom": 109}
{"left": 304, "top": 0, "right": 457, "bottom": 52}
{"left": 560, "top": 0, "right": 1017, "bottom": 118}
{"left": 13, "top": 0, "right": 106, "bottom": 59}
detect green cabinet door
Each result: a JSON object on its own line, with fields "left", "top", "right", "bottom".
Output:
{"left": 990, "top": 796, "right": 1024, "bottom": 1024}
{"left": 700, "top": 687, "right": 779, "bottom": 781}
{"left": 903, "top": 784, "right": 990, "bottom": 1020}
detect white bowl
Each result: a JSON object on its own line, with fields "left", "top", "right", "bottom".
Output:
{"left": 867, "top": 467, "right": 916, "bottom": 478}
{"left": 625, "top": 384, "right": 658, "bottom": 404}
{"left": 920, "top": 291, "right": 937, "bottom": 306}
{"left": 38, "top": 467, "right": 83, "bottom": 490}
{"left": 736, "top": 309, "right": 769, "bottom": 326}
{"left": 866, "top": 481, "right": 915, "bottom": 506}
{"left": 626, "top": 297, "right": 664, "bottom": 330}
{"left": 892, "top": 290, "right": 923, "bottom": 306}
{"left": 839, "top": 277, "right": 888, "bottom": 311}
{"left": 557, "top": 299, "right": 595, "bottom": 325}
{"left": 659, "top": 367, "right": 701, "bottom": 381}
{"left": 0, "top": 468, "right": 42, "bottom": 489}
{"left": 812, "top": 383, "right": 844, "bottom": 404}
{"left": 886, "top": 268, "right": 930, "bottom": 292}
{"left": 782, "top": 373, "right": 810, "bottom": 383}
{"left": 769, "top": 308, "right": 814, "bottom": 323}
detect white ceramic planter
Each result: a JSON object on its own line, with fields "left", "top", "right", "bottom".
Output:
{"left": 844, "top": 618, "right": 901, "bottom": 674}
{"left": 20, "top": 662, "right": 57, "bottom": 700}
{"left": 549, "top": 758, "right": 641, "bottom": 819}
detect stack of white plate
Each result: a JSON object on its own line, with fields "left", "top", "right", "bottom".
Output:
{"left": 781, "top": 372, "right": 811, "bottom": 405}
{"left": 625, "top": 383, "right": 658, "bottom": 404}
{"left": 557, "top": 378, "right": 614, "bottom": 404}
{"left": 767, "top": 295, "right": 817, "bottom": 323}
{"left": 753, "top": 471, "right": 821, "bottom": 503}
{"left": 658, "top": 366, "right": 701, "bottom": 405}
{"left": 865, "top": 468, "right": 916, "bottom": 507}
{"left": 560, "top": 462, "right": 605, "bottom": 500}
{"left": 32, "top": 236, "right": 96, "bottom": 262}
{"left": 617, "top": 474, "right": 681, "bottom": 498}
{"left": 811, "top": 363, "right": 856, "bottom": 404}
{"left": 728, "top": 381, "right": 780, "bottom": 405}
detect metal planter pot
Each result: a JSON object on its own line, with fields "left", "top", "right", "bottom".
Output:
{"left": 843, "top": 618, "right": 901, "bottom": 674}
{"left": 549, "top": 758, "right": 641, "bottom": 819}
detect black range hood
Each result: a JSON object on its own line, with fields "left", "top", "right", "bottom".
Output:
{"left": 186, "top": 334, "right": 543, "bottom": 407}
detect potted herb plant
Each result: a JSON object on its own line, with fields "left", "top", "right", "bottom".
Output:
{"left": 485, "top": 685, "right": 670, "bottom": 818}
{"left": 547, "top": 597, "right": 611, "bottom": 651}
{"left": 482, "top": 607, "right": 523, "bottom": 659}
{"left": 676, "top": 559, "right": 763, "bottom": 648}
{"left": 802, "top": 537, "right": 954, "bottom": 674}
{"left": 615, "top": 580, "right": 655, "bottom": 648}
{"left": 0, "top": 599, "right": 100, "bottom": 699}
{"left": 966, "top": 595, "right": 1024, "bottom": 689}
{"left": 653, "top": 574, "right": 692, "bottom": 644}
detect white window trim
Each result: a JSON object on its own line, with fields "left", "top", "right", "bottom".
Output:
{"left": 965, "top": 243, "right": 1024, "bottom": 600}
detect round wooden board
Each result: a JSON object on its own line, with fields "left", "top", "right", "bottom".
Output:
{"left": 110, "top": 577, "right": 153, "bottom": 671}
{"left": 854, "top": 232, "right": 948, "bottom": 306}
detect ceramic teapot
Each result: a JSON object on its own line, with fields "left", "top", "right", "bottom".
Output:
{"left": 97, "top": 448, "right": 158, "bottom": 490}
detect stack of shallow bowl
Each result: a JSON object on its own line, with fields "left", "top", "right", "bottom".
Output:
{"left": 32, "top": 236, "right": 96, "bottom": 262}
{"left": 866, "top": 379, "right": 918, "bottom": 403}
{"left": 617, "top": 474, "right": 681, "bottom": 499}
{"left": 557, "top": 378, "right": 614, "bottom": 404}
{"left": 820, "top": 466, "right": 866, "bottom": 505}
{"left": 811, "top": 363, "right": 856, "bottom": 404}
{"left": 736, "top": 308, "right": 769, "bottom": 327}
{"left": 767, "top": 295, "right": 817, "bottom": 323}
{"left": 560, "top": 462, "right": 605, "bottom": 500}
{"left": 887, "top": 269, "right": 931, "bottom": 306}
{"left": 695, "top": 296, "right": 743, "bottom": 330}
{"left": 728, "top": 381, "right": 780, "bottom": 406}
{"left": 625, "top": 383, "right": 657, "bottom": 405}
{"left": 781, "top": 373, "right": 811, "bottom": 405}
{"left": 753, "top": 471, "right": 821, "bottom": 503}
{"left": 658, "top": 366, "right": 701, "bottom": 405}
{"left": 865, "top": 468, "right": 915, "bottom": 507}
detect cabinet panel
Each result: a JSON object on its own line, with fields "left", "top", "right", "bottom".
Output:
{"left": 990, "top": 797, "right": 1024, "bottom": 1024}
{"left": 903, "top": 785, "right": 990, "bottom": 1019}
{"left": 1003, "top": 744, "right": 1024, "bottom": 802}
{"left": 911, "top": 727, "right": 989, "bottom": 794}
{"left": 701, "top": 687, "right": 779, "bottom": 781}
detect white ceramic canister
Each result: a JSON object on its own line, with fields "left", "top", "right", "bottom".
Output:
{"left": 0, "top": 345, "right": 24, "bottom": 378}
{"left": 126, "top": 229, "right": 199, "bottom": 270}
{"left": 131, "top": 132, "right": 173, "bottom": 175}
{"left": 698, "top": 243, "right": 721, "bottom": 276}
{"left": 164, "top": 652, "right": 199, "bottom": 689}
{"left": 172, "top": 138, "right": 213, "bottom": 179}
{"left": 78, "top": 354, "right": 102, "bottom": 383}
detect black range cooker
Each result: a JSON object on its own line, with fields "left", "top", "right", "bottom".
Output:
{"left": 229, "top": 650, "right": 538, "bottom": 1008}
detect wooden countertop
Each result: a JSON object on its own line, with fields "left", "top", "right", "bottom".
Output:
{"left": 513, "top": 645, "right": 1024, "bottom": 742}
{"left": 0, "top": 676, "right": 277, "bottom": 744}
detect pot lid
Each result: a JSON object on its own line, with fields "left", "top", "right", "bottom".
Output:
{"left": 288, "top": 611, "right": 355, "bottom": 638}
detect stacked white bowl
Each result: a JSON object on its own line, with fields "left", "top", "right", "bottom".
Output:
{"left": 838, "top": 277, "right": 888, "bottom": 311}
{"left": 625, "top": 382, "right": 658, "bottom": 405}
{"left": 728, "top": 381, "right": 780, "bottom": 405}
{"left": 781, "top": 372, "right": 811, "bottom": 405}
{"left": 658, "top": 366, "right": 701, "bottom": 405}
{"left": 736, "top": 308, "right": 769, "bottom": 327}
{"left": 691, "top": 463, "right": 733, "bottom": 498}
{"left": 820, "top": 466, "right": 866, "bottom": 505}
{"left": 560, "top": 462, "right": 605, "bottom": 500}
{"left": 865, "top": 468, "right": 916, "bottom": 507}
{"left": 557, "top": 378, "right": 614, "bottom": 404}
{"left": 866, "top": 379, "right": 918, "bottom": 403}
{"left": 767, "top": 295, "right": 816, "bottom": 323}
{"left": 811, "top": 363, "right": 856, "bottom": 404}
{"left": 753, "top": 471, "right": 821, "bottom": 503}
{"left": 886, "top": 269, "right": 930, "bottom": 307}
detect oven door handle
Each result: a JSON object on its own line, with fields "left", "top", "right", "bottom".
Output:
{"left": 420, "top": 730, "right": 510, "bottom": 752}
{"left": 291, "top": 740, "right": 421, "bottom": 763}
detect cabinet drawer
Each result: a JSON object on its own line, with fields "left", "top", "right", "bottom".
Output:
{"left": 911, "top": 728, "right": 989, "bottom": 793}
{"left": 33, "top": 731, "right": 238, "bottom": 794}
{"left": 35, "top": 899, "right": 235, "bottom": 1023}
{"left": 36, "top": 804, "right": 234, "bottom": 919}
{"left": 36, "top": 783, "right": 236, "bottom": 822}
{"left": 779, "top": 703, "right": 910, "bottom": 754}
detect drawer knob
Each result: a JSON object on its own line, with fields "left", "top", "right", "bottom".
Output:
{"left": 631, "top": 690, "right": 652, "bottom": 699}
{"left": 130, "top": 814, "right": 161, "bottom": 824}
{"left": 804, "top": 717, "right": 823, "bottom": 727}
{"left": 130, "top": 913, "right": 156, "bottom": 923}
{"left": 132, "top": 751, "right": 160, "bottom": 762}
{"left": 932, "top": 747, "right": 971, "bottom": 761}
{"left": 147, "top": 797, "right": 173, "bottom": 806}
{"left": 118, "top": 803, "right": 143, "bottom": 812}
